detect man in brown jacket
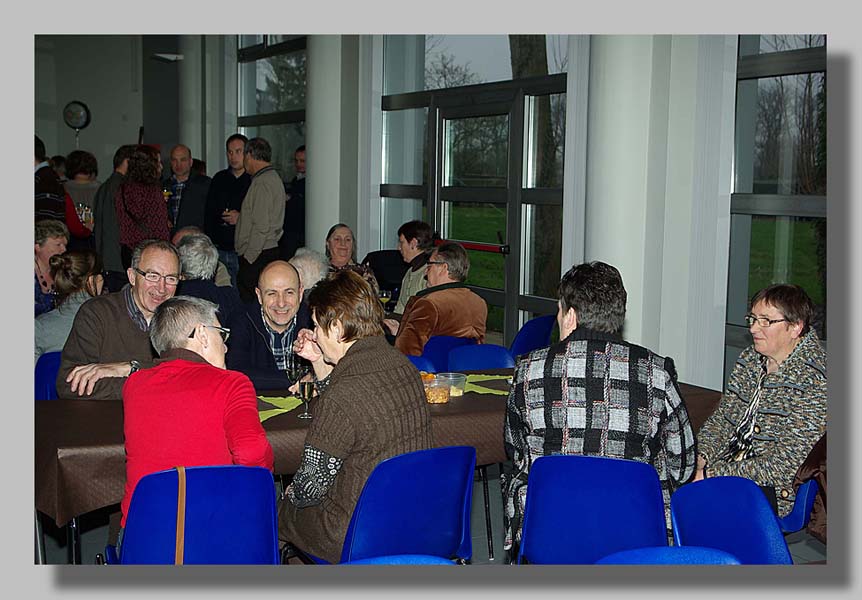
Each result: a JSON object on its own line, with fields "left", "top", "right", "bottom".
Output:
{"left": 390, "top": 241, "right": 487, "bottom": 356}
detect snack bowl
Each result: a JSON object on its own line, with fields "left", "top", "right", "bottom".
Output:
{"left": 436, "top": 372, "right": 467, "bottom": 397}
{"left": 424, "top": 377, "right": 451, "bottom": 404}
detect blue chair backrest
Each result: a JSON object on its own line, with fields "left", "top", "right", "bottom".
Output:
{"left": 509, "top": 314, "right": 555, "bottom": 360}
{"left": 595, "top": 545, "right": 741, "bottom": 565}
{"left": 517, "top": 455, "right": 668, "bottom": 564}
{"left": 420, "top": 336, "right": 477, "bottom": 373}
{"left": 120, "top": 465, "right": 279, "bottom": 564}
{"left": 447, "top": 343, "right": 515, "bottom": 371}
{"left": 779, "top": 479, "right": 819, "bottom": 533}
{"left": 35, "top": 351, "right": 62, "bottom": 400}
{"left": 670, "top": 476, "right": 793, "bottom": 564}
{"left": 341, "top": 554, "right": 456, "bottom": 565}
{"left": 340, "top": 446, "right": 476, "bottom": 564}
{"left": 407, "top": 354, "right": 436, "bottom": 373}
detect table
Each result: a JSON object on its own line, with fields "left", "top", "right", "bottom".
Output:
{"left": 34, "top": 374, "right": 720, "bottom": 563}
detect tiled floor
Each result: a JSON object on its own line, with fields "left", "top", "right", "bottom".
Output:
{"left": 37, "top": 463, "right": 825, "bottom": 565}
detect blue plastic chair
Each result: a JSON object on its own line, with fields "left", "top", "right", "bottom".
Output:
{"left": 779, "top": 479, "right": 820, "bottom": 533}
{"left": 671, "top": 476, "right": 793, "bottom": 564}
{"left": 595, "top": 545, "right": 741, "bottom": 565}
{"left": 105, "top": 465, "right": 280, "bottom": 564}
{"left": 35, "top": 351, "right": 62, "bottom": 400}
{"left": 407, "top": 354, "right": 436, "bottom": 373}
{"left": 420, "top": 336, "right": 477, "bottom": 373}
{"left": 447, "top": 343, "right": 515, "bottom": 371}
{"left": 341, "top": 554, "right": 457, "bottom": 565}
{"left": 509, "top": 315, "right": 556, "bottom": 360}
{"left": 517, "top": 455, "right": 668, "bottom": 564}
{"left": 291, "top": 446, "right": 476, "bottom": 564}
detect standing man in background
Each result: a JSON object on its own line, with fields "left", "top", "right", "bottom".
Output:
{"left": 93, "top": 144, "right": 137, "bottom": 292}
{"left": 235, "top": 137, "right": 285, "bottom": 303}
{"left": 35, "top": 135, "right": 66, "bottom": 224}
{"left": 205, "top": 133, "right": 251, "bottom": 287}
{"left": 163, "top": 144, "right": 211, "bottom": 236}
{"left": 279, "top": 144, "right": 306, "bottom": 261}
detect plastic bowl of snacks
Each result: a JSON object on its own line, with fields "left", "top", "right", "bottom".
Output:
{"left": 436, "top": 372, "right": 467, "bottom": 397}
{"left": 424, "top": 377, "right": 451, "bottom": 404}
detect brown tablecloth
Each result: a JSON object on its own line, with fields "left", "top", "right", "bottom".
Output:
{"left": 34, "top": 372, "right": 720, "bottom": 528}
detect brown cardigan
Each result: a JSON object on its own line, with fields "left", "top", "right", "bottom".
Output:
{"left": 394, "top": 282, "right": 488, "bottom": 356}
{"left": 279, "top": 335, "right": 433, "bottom": 563}
{"left": 793, "top": 432, "right": 827, "bottom": 544}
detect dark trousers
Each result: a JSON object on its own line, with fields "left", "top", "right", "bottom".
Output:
{"left": 104, "top": 270, "right": 129, "bottom": 294}
{"left": 238, "top": 247, "right": 280, "bottom": 303}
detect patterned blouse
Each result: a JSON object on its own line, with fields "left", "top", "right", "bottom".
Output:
{"left": 502, "top": 327, "right": 697, "bottom": 550}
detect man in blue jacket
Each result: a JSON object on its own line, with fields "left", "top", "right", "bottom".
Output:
{"left": 226, "top": 260, "right": 311, "bottom": 390}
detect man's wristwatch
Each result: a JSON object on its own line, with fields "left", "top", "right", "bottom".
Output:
{"left": 129, "top": 360, "right": 142, "bottom": 375}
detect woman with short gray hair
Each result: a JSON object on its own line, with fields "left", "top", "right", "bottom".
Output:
{"left": 175, "top": 233, "right": 242, "bottom": 325}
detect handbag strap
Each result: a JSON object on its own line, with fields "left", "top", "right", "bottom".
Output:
{"left": 174, "top": 466, "right": 186, "bottom": 565}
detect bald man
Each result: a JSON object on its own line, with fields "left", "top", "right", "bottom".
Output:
{"left": 163, "top": 143, "right": 212, "bottom": 237}
{"left": 226, "top": 260, "right": 312, "bottom": 390}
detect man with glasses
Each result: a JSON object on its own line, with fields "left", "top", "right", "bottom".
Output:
{"left": 119, "top": 295, "right": 273, "bottom": 535}
{"left": 389, "top": 241, "right": 487, "bottom": 356}
{"left": 57, "top": 239, "right": 181, "bottom": 400}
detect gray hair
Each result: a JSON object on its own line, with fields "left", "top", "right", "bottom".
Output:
{"left": 435, "top": 242, "right": 470, "bottom": 282}
{"left": 150, "top": 295, "right": 219, "bottom": 355}
{"left": 35, "top": 219, "right": 69, "bottom": 245}
{"left": 289, "top": 247, "right": 330, "bottom": 291}
{"left": 177, "top": 233, "right": 218, "bottom": 280}
{"left": 244, "top": 137, "right": 272, "bottom": 163}
{"left": 130, "top": 239, "right": 180, "bottom": 270}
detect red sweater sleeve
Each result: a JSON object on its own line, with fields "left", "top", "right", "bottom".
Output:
{"left": 64, "top": 192, "right": 92, "bottom": 238}
{"left": 223, "top": 374, "right": 274, "bottom": 471}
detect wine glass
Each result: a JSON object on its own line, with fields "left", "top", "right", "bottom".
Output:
{"left": 285, "top": 352, "right": 307, "bottom": 386}
{"left": 378, "top": 289, "right": 392, "bottom": 312}
{"left": 297, "top": 380, "right": 314, "bottom": 420}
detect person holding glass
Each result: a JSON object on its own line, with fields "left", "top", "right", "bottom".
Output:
{"left": 694, "top": 283, "right": 827, "bottom": 518}
{"left": 278, "top": 269, "right": 433, "bottom": 564}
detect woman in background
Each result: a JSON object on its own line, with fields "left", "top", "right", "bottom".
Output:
{"left": 115, "top": 145, "right": 169, "bottom": 268}
{"left": 324, "top": 223, "right": 379, "bottom": 296}
{"left": 35, "top": 249, "right": 104, "bottom": 362}
{"left": 34, "top": 219, "right": 69, "bottom": 317}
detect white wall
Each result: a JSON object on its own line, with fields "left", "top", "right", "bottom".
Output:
{"left": 35, "top": 35, "right": 143, "bottom": 177}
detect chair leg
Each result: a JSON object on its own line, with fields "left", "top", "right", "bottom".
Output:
{"left": 66, "top": 517, "right": 81, "bottom": 565}
{"left": 478, "top": 465, "right": 494, "bottom": 561}
{"left": 35, "top": 510, "right": 46, "bottom": 565}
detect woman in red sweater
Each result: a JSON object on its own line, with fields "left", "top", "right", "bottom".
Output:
{"left": 120, "top": 296, "right": 274, "bottom": 530}
{"left": 115, "top": 145, "right": 169, "bottom": 269}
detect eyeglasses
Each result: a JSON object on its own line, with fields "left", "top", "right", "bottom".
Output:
{"left": 743, "top": 314, "right": 788, "bottom": 328}
{"left": 134, "top": 268, "right": 180, "bottom": 286}
{"left": 188, "top": 325, "right": 231, "bottom": 343}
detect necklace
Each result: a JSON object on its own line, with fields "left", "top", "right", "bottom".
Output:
{"left": 35, "top": 259, "right": 52, "bottom": 292}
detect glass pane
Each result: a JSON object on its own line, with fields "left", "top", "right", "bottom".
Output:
{"left": 464, "top": 249, "right": 505, "bottom": 292}
{"left": 524, "top": 93, "right": 566, "bottom": 188}
{"left": 267, "top": 35, "right": 303, "bottom": 46}
{"left": 726, "top": 214, "right": 826, "bottom": 339}
{"left": 383, "top": 108, "right": 427, "bottom": 185}
{"left": 734, "top": 73, "right": 826, "bottom": 195}
{"left": 443, "top": 202, "right": 506, "bottom": 245}
{"left": 239, "top": 122, "right": 306, "bottom": 182}
{"left": 381, "top": 197, "right": 424, "bottom": 249}
{"left": 484, "top": 304, "right": 505, "bottom": 347}
{"left": 239, "top": 51, "right": 306, "bottom": 115}
{"left": 521, "top": 203, "right": 562, "bottom": 298}
{"left": 738, "top": 34, "right": 825, "bottom": 57}
{"left": 443, "top": 115, "right": 508, "bottom": 187}
{"left": 239, "top": 35, "right": 263, "bottom": 49}
{"left": 384, "top": 35, "right": 569, "bottom": 96}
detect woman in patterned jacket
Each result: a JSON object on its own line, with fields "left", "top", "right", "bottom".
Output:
{"left": 694, "top": 284, "right": 827, "bottom": 518}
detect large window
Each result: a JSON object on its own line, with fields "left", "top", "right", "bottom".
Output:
{"left": 237, "top": 36, "right": 307, "bottom": 180}
{"left": 381, "top": 35, "right": 568, "bottom": 345}
{"left": 725, "top": 35, "right": 826, "bottom": 380}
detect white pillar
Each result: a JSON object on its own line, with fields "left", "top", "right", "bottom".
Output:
{"left": 305, "top": 35, "right": 344, "bottom": 256}
{"left": 585, "top": 35, "right": 737, "bottom": 389}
